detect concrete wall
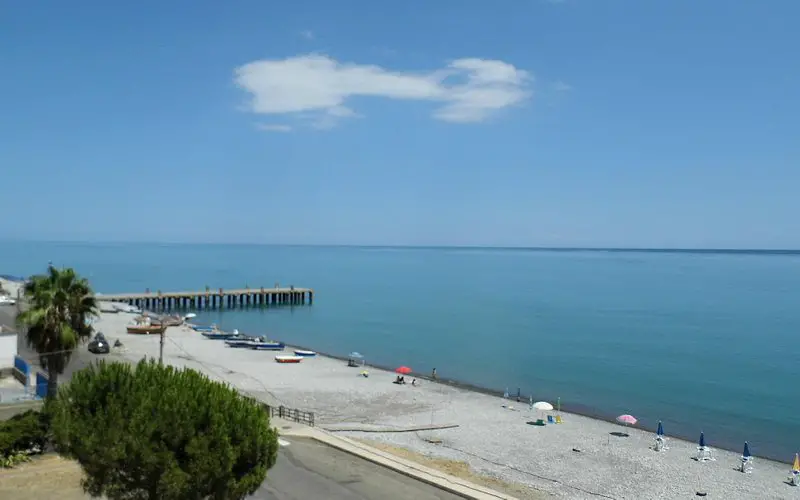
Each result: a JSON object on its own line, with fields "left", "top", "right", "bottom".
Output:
{"left": 0, "top": 331, "right": 17, "bottom": 370}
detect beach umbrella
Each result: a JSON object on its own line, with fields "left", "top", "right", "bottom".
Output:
{"left": 184, "top": 313, "right": 196, "bottom": 319}
{"left": 699, "top": 432, "right": 706, "bottom": 448}
{"left": 349, "top": 352, "right": 363, "bottom": 359}
{"left": 616, "top": 414, "right": 637, "bottom": 436}
{"left": 395, "top": 366, "right": 412, "bottom": 375}
{"left": 533, "top": 401, "right": 554, "bottom": 420}
{"left": 793, "top": 453, "right": 800, "bottom": 474}
{"left": 503, "top": 387, "right": 509, "bottom": 399}
{"left": 657, "top": 421, "right": 664, "bottom": 437}
{"left": 743, "top": 441, "right": 751, "bottom": 459}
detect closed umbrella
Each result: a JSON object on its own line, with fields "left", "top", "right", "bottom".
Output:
{"left": 740, "top": 441, "right": 753, "bottom": 473}
{"left": 654, "top": 420, "right": 667, "bottom": 451}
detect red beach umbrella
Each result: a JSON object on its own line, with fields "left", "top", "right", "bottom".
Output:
{"left": 395, "top": 366, "right": 412, "bottom": 375}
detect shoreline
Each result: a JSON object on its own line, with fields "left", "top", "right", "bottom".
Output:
{"left": 275, "top": 339, "right": 790, "bottom": 465}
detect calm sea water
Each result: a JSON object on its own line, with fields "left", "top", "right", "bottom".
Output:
{"left": 2, "top": 242, "right": 799, "bottom": 461}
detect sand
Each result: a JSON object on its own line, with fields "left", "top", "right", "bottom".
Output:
{"left": 78, "top": 309, "right": 797, "bottom": 500}
{"left": 0, "top": 455, "right": 89, "bottom": 500}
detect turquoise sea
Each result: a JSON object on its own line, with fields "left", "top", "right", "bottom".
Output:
{"left": 2, "top": 241, "right": 799, "bottom": 461}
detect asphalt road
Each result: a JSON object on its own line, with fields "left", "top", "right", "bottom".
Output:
{"left": 1, "top": 305, "right": 462, "bottom": 500}
{"left": 256, "top": 437, "right": 462, "bottom": 500}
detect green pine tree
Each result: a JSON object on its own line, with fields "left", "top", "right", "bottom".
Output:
{"left": 47, "top": 359, "right": 279, "bottom": 500}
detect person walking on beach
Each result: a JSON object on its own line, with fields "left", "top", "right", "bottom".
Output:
{"left": 432, "top": 368, "right": 437, "bottom": 380}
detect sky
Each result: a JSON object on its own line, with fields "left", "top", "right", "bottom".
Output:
{"left": 2, "top": 0, "right": 798, "bottom": 248}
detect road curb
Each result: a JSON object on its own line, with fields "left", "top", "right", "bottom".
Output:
{"left": 274, "top": 419, "right": 516, "bottom": 500}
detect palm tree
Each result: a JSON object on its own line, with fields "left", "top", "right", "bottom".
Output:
{"left": 16, "top": 265, "right": 98, "bottom": 398}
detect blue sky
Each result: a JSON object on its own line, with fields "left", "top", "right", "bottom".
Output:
{"left": 2, "top": 0, "right": 798, "bottom": 248}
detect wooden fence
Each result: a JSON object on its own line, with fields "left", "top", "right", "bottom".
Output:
{"left": 263, "top": 404, "right": 315, "bottom": 427}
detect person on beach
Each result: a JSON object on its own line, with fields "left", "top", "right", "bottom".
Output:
{"left": 432, "top": 368, "right": 437, "bottom": 380}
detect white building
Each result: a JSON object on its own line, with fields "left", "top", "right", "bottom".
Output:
{"left": 0, "top": 326, "right": 18, "bottom": 370}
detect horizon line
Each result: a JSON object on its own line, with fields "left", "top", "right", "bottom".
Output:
{"left": 1, "top": 239, "right": 799, "bottom": 254}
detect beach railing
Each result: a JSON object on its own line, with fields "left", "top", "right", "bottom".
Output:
{"left": 262, "top": 403, "right": 315, "bottom": 427}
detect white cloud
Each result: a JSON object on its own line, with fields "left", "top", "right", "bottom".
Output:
{"left": 234, "top": 54, "right": 531, "bottom": 128}
{"left": 300, "top": 30, "right": 314, "bottom": 40}
{"left": 256, "top": 123, "right": 293, "bottom": 132}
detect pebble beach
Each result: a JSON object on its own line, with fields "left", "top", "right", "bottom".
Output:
{"left": 83, "top": 308, "right": 797, "bottom": 500}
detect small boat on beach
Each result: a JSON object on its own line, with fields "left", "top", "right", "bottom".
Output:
{"left": 201, "top": 331, "right": 238, "bottom": 340}
{"left": 275, "top": 355, "right": 303, "bottom": 364}
{"left": 160, "top": 315, "right": 184, "bottom": 327}
{"left": 293, "top": 350, "right": 316, "bottom": 357}
{"left": 192, "top": 324, "right": 217, "bottom": 332}
{"left": 127, "top": 324, "right": 166, "bottom": 335}
{"left": 127, "top": 315, "right": 166, "bottom": 335}
{"left": 225, "top": 335, "right": 262, "bottom": 348}
{"left": 251, "top": 340, "right": 285, "bottom": 351}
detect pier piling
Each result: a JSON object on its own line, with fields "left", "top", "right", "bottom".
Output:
{"left": 95, "top": 286, "right": 314, "bottom": 311}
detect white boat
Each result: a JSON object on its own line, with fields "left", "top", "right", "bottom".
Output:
{"left": 293, "top": 350, "right": 316, "bottom": 357}
{"left": 0, "top": 295, "right": 16, "bottom": 306}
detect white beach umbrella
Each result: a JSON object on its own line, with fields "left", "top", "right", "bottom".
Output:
{"left": 533, "top": 401, "right": 554, "bottom": 421}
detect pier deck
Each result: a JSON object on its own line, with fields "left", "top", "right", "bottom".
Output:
{"left": 96, "top": 287, "right": 313, "bottom": 309}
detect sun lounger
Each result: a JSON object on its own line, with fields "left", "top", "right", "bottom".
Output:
{"left": 555, "top": 415, "right": 563, "bottom": 424}
{"left": 696, "top": 446, "right": 715, "bottom": 461}
{"left": 789, "top": 472, "right": 799, "bottom": 486}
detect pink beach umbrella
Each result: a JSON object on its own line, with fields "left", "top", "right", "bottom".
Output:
{"left": 616, "top": 414, "right": 638, "bottom": 436}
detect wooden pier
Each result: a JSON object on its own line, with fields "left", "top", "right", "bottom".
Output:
{"left": 95, "top": 287, "right": 313, "bottom": 310}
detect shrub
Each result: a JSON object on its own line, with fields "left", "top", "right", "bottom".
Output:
{"left": 0, "top": 410, "right": 49, "bottom": 458}
{"left": 47, "top": 359, "right": 278, "bottom": 500}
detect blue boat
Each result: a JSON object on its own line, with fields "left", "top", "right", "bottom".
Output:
{"left": 202, "top": 331, "right": 237, "bottom": 340}
{"left": 225, "top": 335, "right": 262, "bottom": 348}
{"left": 252, "top": 341, "right": 285, "bottom": 351}
{"left": 192, "top": 325, "right": 217, "bottom": 332}
{"left": 294, "top": 350, "right": 317, "bottom": 357}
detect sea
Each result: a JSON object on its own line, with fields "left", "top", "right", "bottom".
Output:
{"left": 1, "top": 241, "right": 799, "bottom": 462}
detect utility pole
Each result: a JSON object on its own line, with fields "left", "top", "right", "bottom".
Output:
{"left": 159, "top": 328, "right": 165, "bottom": 364}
